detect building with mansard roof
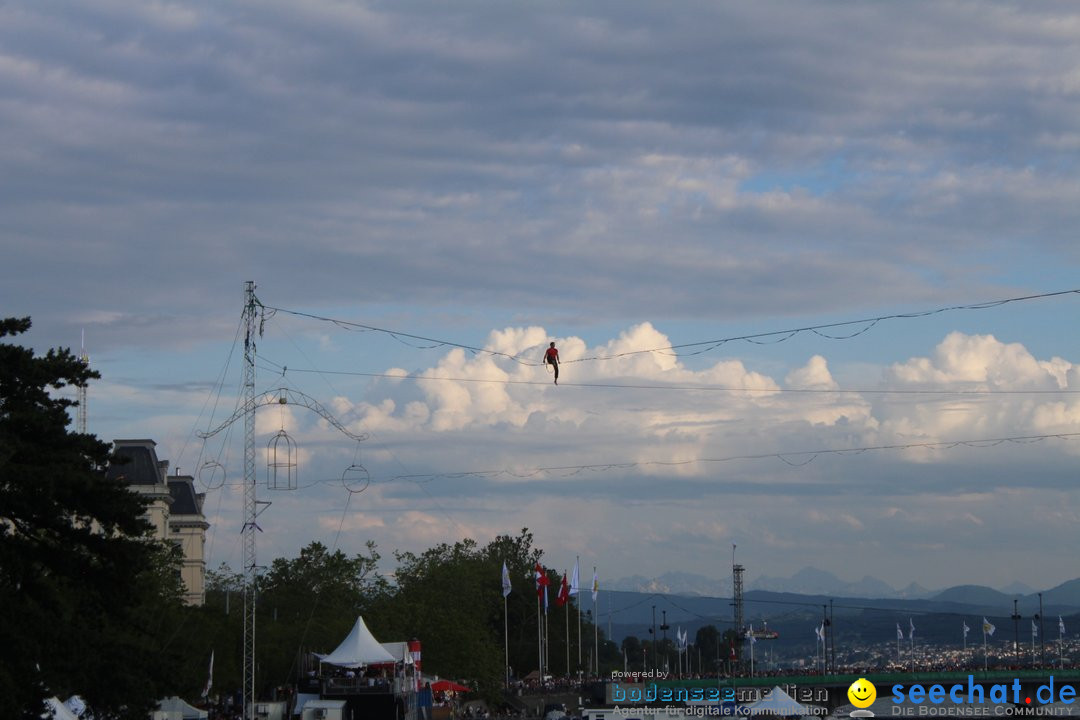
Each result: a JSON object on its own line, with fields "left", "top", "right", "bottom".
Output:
{"left": 105, "top": 439, "right": 208, "bottom": 606}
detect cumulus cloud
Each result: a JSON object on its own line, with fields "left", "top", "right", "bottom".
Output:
{"left": 9, "top": 1, "right": 1080, "bottom": 589}
{"left": 888, "top": 332, "right": 1069, "bottom": 389}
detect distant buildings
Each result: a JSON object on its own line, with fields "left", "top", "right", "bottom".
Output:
{"left": 106, "top": 439, "right": 209, "bottom": 606}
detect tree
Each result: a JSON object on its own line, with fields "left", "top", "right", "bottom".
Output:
{"left": 0, "top": 318, "right": 185, "bottom": 719}
{"left": 366, "top": 528, "right": 546, "bottom": 701}
{"left": 694, "top": 625, "right": 721, "bottom": 671}
{"left": 620, "top": 635, "right": 642, "bottom": 666}
{"left": 255, "top": 541, "right": 387, "bottom": 695}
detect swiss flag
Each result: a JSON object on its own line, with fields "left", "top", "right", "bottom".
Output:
{"left": 534, "top": 563, "right": 550, "bottom": 598}
{"left": 556, "top": 574, "right": 570, "bottom": 607}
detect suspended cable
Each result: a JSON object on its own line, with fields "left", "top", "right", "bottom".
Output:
{"left": 261, "top": 287, "right": 1080, "bottom": 366}
{"left": 255, "top": 358, "right": 1080, "bottom": 397}
{"left": 384, "top": 430, "right": 1080, "bottom": 484}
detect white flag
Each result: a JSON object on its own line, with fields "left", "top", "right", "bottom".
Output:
{"left": 591, "top": 569, "right": 599, "bottom": 602}
{"left": 746, "top": 625, "right": 757, "bottom": 645}
{"left": 1032, "top": 620, "right": 1038, "bottom": 638}
{"left": 816, "top": 624, "right": 824, "bottom": 643}
{"left": 909, "top": 618, "right": 915, "bottom": 640}
{"left": 963, "top": 622, "right": 970, "bottom": 638}
{"left": 1060, "top": 616, "right": 1066, "bottom": 635}
{"left": 983, "top": 617, "right": 996, "bottom": 636}
{"left": 501, "top": 561, "right": 512, "bottom": 598}
{"left": 570, "top": 559, "right": 580, "bottom": 596}
{"left": 202, "top": 650, "right": 214, "bottom": 699}
{"left": 896, "top": 623, "right": 903, "bottom": 640}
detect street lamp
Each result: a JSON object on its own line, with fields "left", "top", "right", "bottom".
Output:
{"left": 650, "top": 605, "right": 657, "bottom": 673}
{"left": 661, "top": 610, "right": 670, "bottom": 673}
{"left": 1038, "top": 592, "right": 1046, "bottom": 668}
{"left": 1012, "top": 599, "right": 1021, "bottom": 668}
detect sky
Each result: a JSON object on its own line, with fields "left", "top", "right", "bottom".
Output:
{"left": 4, "top": 0, "right": 1080, "bottom": 593}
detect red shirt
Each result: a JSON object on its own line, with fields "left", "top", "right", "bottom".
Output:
{"left": 545, "top": 347, "right": 559, "bottom": 362}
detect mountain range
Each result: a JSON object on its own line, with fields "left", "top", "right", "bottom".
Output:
{"left": 608, "top": 567, "right": 1039, "bottom": 600}
{"left": 599, "top": 569, "right": 1080, "bottom": 647}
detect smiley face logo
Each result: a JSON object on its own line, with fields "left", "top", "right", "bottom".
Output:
{"left": 848, "top": 678, "right": 877, "bottom": 709}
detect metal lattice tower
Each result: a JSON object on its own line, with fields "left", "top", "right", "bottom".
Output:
{"left": 732, "top": 546, "right": 744, "bottom": 662}
{"left": 76, "top": 330, "right": 88, "bottom": 434}
{"left": 242, "top": 281, "right": 258, "bottom": 715}
{"left": 194, "top": 282, "right": 368, "bottom": 717}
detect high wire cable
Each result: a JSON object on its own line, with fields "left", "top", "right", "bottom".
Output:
{"left": 261, "top": 287, "right": 1080, "bottom": 366}
{"left": 255, "top": 321, "right": 479, "bottom": 539}
{"left": 255, "top": 358, "right": 1080, "bottom": 396}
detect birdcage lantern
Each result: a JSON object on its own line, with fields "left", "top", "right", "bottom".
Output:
{"left": 267, "top": 429, "right": 297, "bottom": 490}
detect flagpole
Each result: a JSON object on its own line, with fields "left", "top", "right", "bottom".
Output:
{"left": 576, "top": 556, "right": 582, "bottom": 674}
{"left": 1060, "top": 619, "right": 1064, "bottom": 668}
{"left": 983, "top": 627, "right": 988, "bottom": 671}
{"left": 565, "top": 592, "right": 570, "bottom": 678}
{"left": 504, "top": 593, "right": 510, "bottom": 688}
{"left": 1060, "top": 617, "right": 1065, "bottom": 668}
{"left": 593, "top": 567, "right": 599, "bottom": 680}
{"left": 537, "top": 594, "right": 543, "bottom": 684}
{"left": 910, "top": 620, "right": 915, "bottom": 673}
{"left": 503, "top": 563, "right": 512, "bottom": 689}
{"left": 544, "top": 591, "right": 549, "bottom": 676}
{"left": 544, "top": 587, "right": 550, "bottom": 676}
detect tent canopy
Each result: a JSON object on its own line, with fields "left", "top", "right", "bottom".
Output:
{"left": 44, "top": 698, "right": 79, "bottom": 720}
{"left": 157, "top": 696, "right": 209, "bottom": 719}
{"left": 431, "top": 680, "right": 470, "bottom": 693}
{"left": 746, "top": 686, "right": 811, "bottom": 717}
{"left": 318, "top": 616, "right": 396, "bottom": 668}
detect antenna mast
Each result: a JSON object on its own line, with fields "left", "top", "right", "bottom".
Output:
{"left": 242, "top": 280, "right": 258, "bottom": 714}
{"left": 77, "top": 330, "right": 88, "bottom": 434}
{"left": 732, "top": 544, "right": 744, "bottom": 668}
{"left": 195, "top": 282, "right": 367, "bottom": 716}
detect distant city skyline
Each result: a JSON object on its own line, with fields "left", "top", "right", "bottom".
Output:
{"left": 4, "top": 2, "right": 1080, "bottom": 592}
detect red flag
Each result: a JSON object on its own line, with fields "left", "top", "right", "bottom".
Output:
{"left": 534, "top": 562, "right": 549, "bottom": 598}
{"left": 556, "top": 574, "right": 570, "bottom": 607}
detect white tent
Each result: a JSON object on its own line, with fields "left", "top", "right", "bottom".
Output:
{"left": 156, "top": 696, "right": 209, "bottom": 719}
{"left": 43, "top": 697, "right": 79, "bottom": 720}
{"left": 746, "top": 686, "right": 811, "bottom": 717}
{"left": 318, "top": 616, "right": 396, "bottom": 668}
{"left": 382, "top": 642, "right": 410, "bottom": 663}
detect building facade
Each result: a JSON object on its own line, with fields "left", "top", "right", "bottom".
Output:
{"left": 106, "top": 439, "right": 209, "bottom": 606}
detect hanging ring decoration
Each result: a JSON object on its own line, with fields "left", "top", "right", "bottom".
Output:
{"left": 198, "top": 460, "right": 226, "bottom": 491}
{"left": 342, "top": 463, "right": 371, "bottom": 494}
